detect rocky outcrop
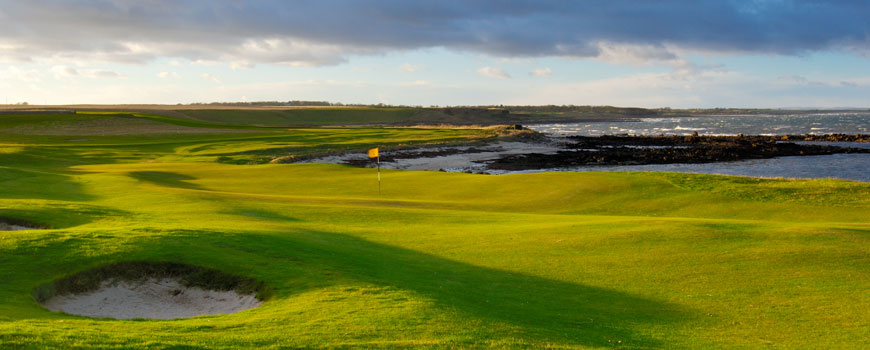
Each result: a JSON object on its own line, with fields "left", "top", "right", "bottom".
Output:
{"left": 487, "top": 134, "right": 870, "bottom": 171}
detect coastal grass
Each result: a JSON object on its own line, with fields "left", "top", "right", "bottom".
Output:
{"left": 0, "top": 112, "right": 868, "bottom": 349}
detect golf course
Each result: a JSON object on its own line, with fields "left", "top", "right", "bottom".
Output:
{"left": 0, "top": 111, "right": 868, "bottom": 349}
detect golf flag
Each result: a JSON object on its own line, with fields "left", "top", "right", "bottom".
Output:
{"left": 368, "top": 147, "right": 381, "bottom": 195}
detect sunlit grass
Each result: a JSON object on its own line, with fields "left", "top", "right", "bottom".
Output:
{"left": 0, "top": 112, "right": 867, "bottom": 349}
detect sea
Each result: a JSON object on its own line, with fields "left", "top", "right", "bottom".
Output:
{"left": 525, "top": 112, "right": 870, "bottom": 182}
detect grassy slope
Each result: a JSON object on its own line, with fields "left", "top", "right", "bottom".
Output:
{"left": 0, "top": 112, "right": 868, "bottom": 349}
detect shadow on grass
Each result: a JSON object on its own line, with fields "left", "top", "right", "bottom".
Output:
{"left": 0, "top": 137, "right": 224, "bottom": 202}
{"left": 11, "top": 227, "right": 690, "bottom": 347}
{"left": 0, "top": 166, "right": 94, "bottom": 202}
{"left": 128, "top": 171, "right": 204, "bottom": 190}
{"left": 222, "top": 208, "right": 301, "bottom": 223}
{"left": 0, "top": 146, "right": 119, "bottom": 202}
{"left": 137, "top": 229, "right": 690, "bottom": 347}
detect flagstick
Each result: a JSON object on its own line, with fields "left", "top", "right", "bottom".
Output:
{"left": 377, "top": 151, "right": 381, "bottom": 195}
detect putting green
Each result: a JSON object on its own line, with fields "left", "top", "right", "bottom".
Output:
{"left": 0, "top": 112, "right": 867, "bottom": 349}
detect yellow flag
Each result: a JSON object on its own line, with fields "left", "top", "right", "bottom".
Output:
{"left": 367, "top": 147, "right": 379, "bottom": 158}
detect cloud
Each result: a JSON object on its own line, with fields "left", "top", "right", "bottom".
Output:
{"left": 200, "top": 73, "right": 220, "bottom": 83}
{"left": 508, "top": 66, "right": 870, "bottom": 109}
{"left": 88, "top": 70, "right": 122, "bottom": 78}
{"left": 477, "top": 66, "right": 510, "bottom": 79}
{"left": 531, "top": 67, "right": 552, "bottom": 77}
{"left": 191, "top": 59, "right": 220, "bottom": 67}
{"left": 157, "top": 71, "right": 180, "bottom": 79}
{"left": 0, "top": 66, "right": 41, "bottom": 82}
{"left": 0, "top": 1, "right": 868, "bottom": 67}
{"left": 50, "top": 65, "right": 79, "bottom": 79}
{"left": 595, "top": 43, "right": 680, "bottom": 66}
{"left": 777, "top": 75, "right": 811, "bottom": 86}
{"left": 399, "top": 63, "right": 422, "bottom": 73}
{"left": 775, "top": 75, "right": 831, "bottom": 87}
{"left": 400, "top": 80, "right": 429, "bottom": 86}
{"left": 50, "top": 65, "right": 122, "bottom": 79}
{"left": 230, "top": 61, "right": 254, "bottom": 70}
{"left": 512, "top": 69, "right": 744, "bottom": 107}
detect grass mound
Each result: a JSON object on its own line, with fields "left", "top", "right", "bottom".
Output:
{"left": 33, "top": 261, "right": 272, "bottom": 303}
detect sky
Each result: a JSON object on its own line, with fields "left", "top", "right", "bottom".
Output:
{"left": 1, "top": 0, "right": 870, "bottom": 108}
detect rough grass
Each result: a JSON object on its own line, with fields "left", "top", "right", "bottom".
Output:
{"left": 0, "top": 112, "right": 867, "bottom": 349}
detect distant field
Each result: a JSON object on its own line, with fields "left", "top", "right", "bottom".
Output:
{"left": 178, "top": 107, "right": 421, "bottom": 126}
{"left": 0, "top": 105, "right": 645, "bottom": 126}
{"left": 0, "top": 112, "right": 867, "bottom": 349}
{"left": 0, "top": 113, "right": 265, "bottom": 136}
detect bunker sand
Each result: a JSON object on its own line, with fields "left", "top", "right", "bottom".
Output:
{"left": 42, "top": 278, "right": 262, "bottom": 320}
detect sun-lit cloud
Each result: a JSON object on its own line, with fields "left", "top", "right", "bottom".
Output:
{"left": 594, "top": 43, "right": 679, "bottom": 66}
{"left": 50, "top": 65, "right": 78, "bottom": 80}
{"left": 477, "top": 67, "right": 510, "bottom": 79}
{"left": 50, "top": 65, "right": 122, "bottom": 79}
{"left": 191, "top": 59, "right": 220, "bottom": 67}
{"left": 400, "top": 80, "right": 430, "bottom": 86}
{"left": 230, "top": 61, "right": 254, "bottom": 70}
{"left": 0, "top": 66, "right": 41, "bottom": 82}
{"left": 399, "top": 63, "right": 422, "bottom": 73}
{"left": 531, "top": 67, "right": 552, "bottom": 77}
{"left": 200, "top": 73, "right": 220, "bottom": 83}
{"left": 157, "top": 71, "right": 180, "bottom": 79}
{"left": 88, "top": 70, "right": 122, "bottom": 78}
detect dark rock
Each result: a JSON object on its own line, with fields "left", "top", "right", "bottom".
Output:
{"left": 487, "top": 134, "right": 870, "bottom": 171}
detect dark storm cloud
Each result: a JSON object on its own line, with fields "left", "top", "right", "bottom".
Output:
{"left": 0, "top": 0, "right": 867, "bottom": 65}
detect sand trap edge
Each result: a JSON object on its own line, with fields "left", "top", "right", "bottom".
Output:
{"left": 33, "top": 261, "right": 272, "bottom": 319}
{"left": 41, "top": 277, "right": 263, "bottom": 320}
{"left": 0, "top": 216, "right": 48, "bottom": 231}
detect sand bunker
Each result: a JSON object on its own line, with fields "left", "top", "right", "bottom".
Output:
{"left": 36, "top": 261, "right": 270, "bottom": 320}
{"left": 42, "top": 277, "right": 262, "bottom": 320}
{"left": 0, "top": 218, "right": 43, "bottom": 231}
{"left": 0, "top": 222, "right": 39, "bottom": 231}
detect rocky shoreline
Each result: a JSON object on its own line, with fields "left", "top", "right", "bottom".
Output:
{"left": 487, "top": 134, "right": 870, "bottom": 171}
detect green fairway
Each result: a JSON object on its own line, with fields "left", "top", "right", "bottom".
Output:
{"left": 0, "top": 112, "right": 868, "bottom": 349}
